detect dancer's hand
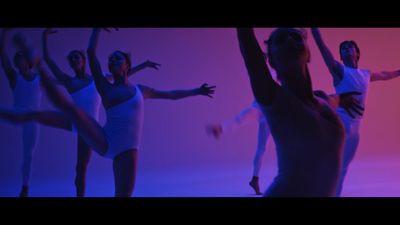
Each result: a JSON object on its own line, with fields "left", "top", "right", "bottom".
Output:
{"left": 144, "top": 60, "right": 161, "bottom": 70}
{"left": 339, "top": 91, "right": 364, "bottom": 118}
{"left": 197, "top": 83, "right": 216, "bottom": 98}
{"left": 206, "top": 124, "right": 223, "bottom": 139}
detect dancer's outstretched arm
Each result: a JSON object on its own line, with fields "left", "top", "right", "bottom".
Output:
{"left": 105, "top": 60, "right": 161, "bottom": 81}
{"left": 222, "top": 105, "right": 262, "bottom": 132}
{"left": 237, "top": 28, "right": 277, "bottom": 106}
{"left": 128, "top": 60, "right": 160, "bottom": 76}
{"left": 371, "top": 69, "right": 400, "bottom": 81}
{"left": 311, "top": 28, "right": 344, "bottom": 85}
{"left": 138, "top": 83, "right": 215, "bottom": 100}
{"left": 87, "top": 28, "right": 112, "bottom": 95}
{"left": 42, "top": 28, "right": 72, "bottom": 85}
{"left": 206, "top": 104, "right": 262, "bottom": 139}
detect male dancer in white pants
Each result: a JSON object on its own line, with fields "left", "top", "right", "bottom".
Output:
{"left": 312, "top": 28, "right": 400, "bottom": 196}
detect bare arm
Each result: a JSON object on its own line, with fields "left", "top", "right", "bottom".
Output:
{"left": 371, "top": 70, "right": 400, "bottom": 81}
{"left": 0, "top": 29, "right": 17, "bottom": 89}
{"left": 314, "top": 90, "right": 341, "bottom": 109}
{"left": 221, "top": 104, "right": 263, "bottom": 132}
{"left": 104, "top": 60, "right": 161, "bottom": 81}
{"left": 237, "top": 28, "right": 276, "bottom": 106}
{"left": 87, "top": 28, "right": 110, "bottom": 94}
{"left": 206, "top": 103, "right": 263, "bottom": 139}
{"left": 42, "top": 28, "right": 71, "bottom": 85}
{"left": 127, "top": 60, "right": 161, "bottom": 77}
{"left": 314, "top": 90, "right": 364, "bottom": 118}
{"left": 138, "top": 83, "right": 215, "bottom": 100}
{"left": 311, "top": 28, "right": 344, "bottom": 85}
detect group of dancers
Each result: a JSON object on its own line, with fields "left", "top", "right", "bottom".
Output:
{"left": 1, "top": 28, "right": 399, "bottom": 197}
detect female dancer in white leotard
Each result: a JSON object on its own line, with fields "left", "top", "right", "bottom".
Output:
{"left": 0, "top": 29, "right": 42, "bottom": 197}
{"left": 42, "top": 28, "right": 161, "bottom": 197}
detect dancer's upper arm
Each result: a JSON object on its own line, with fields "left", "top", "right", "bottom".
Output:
{"left": 311, "top": 28, "right": 344, "bottom": 85}
{"left": 87, "top": 28, "right": 110, "bottom": 94}
{"left": 237, "top": 28, "right": 277, "bottom": 106}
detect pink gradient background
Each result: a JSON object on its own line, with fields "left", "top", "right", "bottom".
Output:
{"left": 0, "top": 28, "right": 400, "bottom": 197}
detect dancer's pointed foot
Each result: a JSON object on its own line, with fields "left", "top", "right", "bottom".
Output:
{"left": 75, "top": 175, "right": 86, "bottom": 197}
{"left": 19, "top": 185, "right": 29, "bottom": 197}
{"left": 249, "top": 176, "right": 262, "bottom": 195}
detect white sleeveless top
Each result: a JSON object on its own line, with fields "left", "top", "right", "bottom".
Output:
{"left": 103, "top": 85, "right": 144, "bottom": 158}
{"left": 13, "top": 73, "right": 42, "bottom": 111}
{"left": 335, "top": 66, "right": 371, "bottom": 121}
{"left": 71, "top": 81, "right": 101, "bottom": 120}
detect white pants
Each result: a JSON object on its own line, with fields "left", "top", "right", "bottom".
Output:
{"left": 335, "top": 114, "right": 361, "bottom": 197}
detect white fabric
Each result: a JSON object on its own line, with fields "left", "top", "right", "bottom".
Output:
{"left": 13, "top": 73, "right": 42, "bottom": 110}
{"left": 334, "top": 66, "right": 370, "bottom": 196}
{"left": 71, "top": 81, "right": 101, "bottom": 120}
{"left": 103, "top": 85, "right": 144, "bottom": 159}
{"left": 13, "top": 73, "right": 42, "bottom": 186}
{"left": 335, "top": 66, "right": 371, "bottom": 120}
